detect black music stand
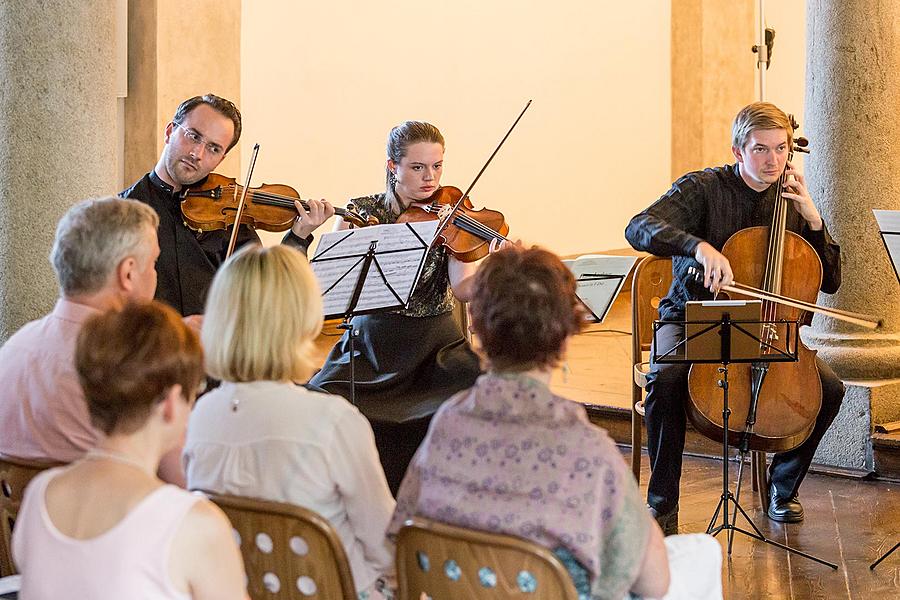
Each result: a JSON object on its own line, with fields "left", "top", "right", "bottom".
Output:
{"left": 654, "top": 311, "right": 838, "bottom": 569}
{"left": 310, "top": 220, "right": 439, "bottom": 405}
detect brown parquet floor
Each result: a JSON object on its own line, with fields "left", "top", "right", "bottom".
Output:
{"left": 637, "top": 451, "right": 900, "bottom": 599}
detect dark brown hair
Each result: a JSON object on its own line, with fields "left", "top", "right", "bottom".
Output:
{"left": 75, "top": 301, "right": 204, "bottom": 435}
{"left": 469, "top": 246, "right": 586, "bottom": 371}
{"left": 384, "top": 121, "right": 445, "bottom": 214}
{"left": 172, "top": 93, "right": 242, "bottom": 153}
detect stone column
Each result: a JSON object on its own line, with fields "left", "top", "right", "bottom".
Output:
{"left": 804, "top": 0, "right": 900, "bottom": 470}
{"left": 0, "top": 1, "right": 117, "bottom": 342}
{"left": 671, "top": 0, "right": 755, "bottom": 179}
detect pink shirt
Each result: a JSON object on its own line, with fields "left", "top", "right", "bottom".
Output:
{"left": 13, "top": 467, "right": 199, "bottom": 599}
{"left": 0, "top": 299, "right": 100, "bottom": 462}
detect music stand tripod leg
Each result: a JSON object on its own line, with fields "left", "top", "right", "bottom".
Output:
{"left": 684, "top": 314, "right": 838, "bottom": 569}
{"left": 870, "top": 541, "right": 900, "bottom": 569}
{"left": 337, "top": 241, "right": 379, "bottom": 407}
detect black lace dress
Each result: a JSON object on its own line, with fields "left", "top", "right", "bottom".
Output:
{"left": 310, "top": 193, "right": 481, "bottom": 492}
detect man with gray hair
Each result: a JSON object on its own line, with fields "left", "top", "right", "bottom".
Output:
{"left": 0, "top": 196, "right": 184, "bottom": 483}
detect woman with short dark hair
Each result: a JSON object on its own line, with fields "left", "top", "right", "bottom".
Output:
{"left": 389, "top": 246, "right": 722, "bottom": 599}
{"left": 13, "top": 302, "right": 247, "bottom": 600}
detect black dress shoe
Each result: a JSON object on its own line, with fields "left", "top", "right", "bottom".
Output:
{"left": 648, "top": 504, "right": 679, "bottom": 536}
{"left": 768, "top": 487, "right": 804, "bottom": 523}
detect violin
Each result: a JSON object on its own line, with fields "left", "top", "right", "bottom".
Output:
{"left": 180, "top": 172, "right": 378, "bottom": 233}
{"left": 397, "top": 186, "right": 509, "bottom": 263}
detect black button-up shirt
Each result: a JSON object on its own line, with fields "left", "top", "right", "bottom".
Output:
{"left": 624, "top": 163, "right": 841, "bottom": 321}
{"left": 121, "top": 171, "right": 311, "bottom": 316}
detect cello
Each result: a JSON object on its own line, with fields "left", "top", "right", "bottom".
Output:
{"left": 686, "top": 129, "right": 828, "bottom": 453}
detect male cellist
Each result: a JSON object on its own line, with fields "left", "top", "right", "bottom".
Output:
{"left": 121, "top": 93, "right": 334, "bottom": 317}
{"left": 624, "top": 102, "right": 845, "bottom": 534}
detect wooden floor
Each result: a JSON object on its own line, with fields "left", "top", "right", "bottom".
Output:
{"left": 643, "top": 451, "right": 900, "bottom": 599}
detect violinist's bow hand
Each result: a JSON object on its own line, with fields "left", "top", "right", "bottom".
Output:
{"left": 292, "top": 198, "right": 335, "bottom": 238}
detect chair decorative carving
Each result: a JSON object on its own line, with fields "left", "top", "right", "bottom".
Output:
{"left": 396, "top": 516, "right": 578, "bottom": 600}
{"left": 200, "top": 492, "right": 356, "bottom": 599}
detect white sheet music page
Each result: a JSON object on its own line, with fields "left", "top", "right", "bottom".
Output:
{"left": 311, "top": 220, "right": 439, "bottom": 318}
{"left": 873, "top": 209, "right": 900, "bottom": 285}
{"left": 562, "top": 254, "right": 638, "bottom": 322}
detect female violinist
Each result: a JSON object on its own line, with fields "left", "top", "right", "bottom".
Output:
{"left": 624, "top": 102, "right": 845, "bottom": 533}
{"left": 311, "top": 121, "right": 494, "bottom": 492}
{"left": 121, "top": 93, "right": 335, "bottom": 317}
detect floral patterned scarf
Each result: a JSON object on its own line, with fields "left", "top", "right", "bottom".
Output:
{"left": 389, "top": 372, "right": 646, "bottom": 588}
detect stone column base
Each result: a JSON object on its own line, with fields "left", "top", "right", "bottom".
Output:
{"left": 812, "top": 380, "right": 900, "bottom": 472}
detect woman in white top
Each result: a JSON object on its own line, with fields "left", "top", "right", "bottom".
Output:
{"left": 13, "top": 301, "right": 247, "bottom": 600}
{"left": 183, "top": 244, "right": 396, "bottom": 599}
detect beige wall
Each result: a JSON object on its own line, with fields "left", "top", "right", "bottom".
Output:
{"left": 241, "top": 1, "right": 671, "bottom": 254}
{"left": 671, "top": 0, "right": 755, "bottom": 177}
{"left": 757, "top": 2, "right": 807, "bottom": 149}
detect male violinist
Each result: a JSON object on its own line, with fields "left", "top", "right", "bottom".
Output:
{"left": 121, "top": 94, "right": 334, "bottom": 317}
{"left": 624, "top": 102, "right": 845, "bottom": 533}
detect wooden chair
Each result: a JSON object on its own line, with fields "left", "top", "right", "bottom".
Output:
{"left": 629, "top": 256, "right": 768, "bottom": 509}
{"left": 0, "top": 453, "right": 63, "bottom": 577}
{"left": 200, "top": 492, "right": 356, "bottom": 600}
{"left": 396, "top": 516, "right": 578, "bottom": 600}
{"left": 630, "top": 255, "right": 673, "bottom": 482}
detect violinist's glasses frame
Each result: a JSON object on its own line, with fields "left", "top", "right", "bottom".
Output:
{"left": 173, "top": 122, "right": 225, "bottom": 157}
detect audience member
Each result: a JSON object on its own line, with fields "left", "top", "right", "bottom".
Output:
{"left": 183, "top": 244, "right": 396, "bottom": 599}
{"left": 389, "top": 246, "right": 723, "bottom": 600}
{"left": 13, "top": 302, "right": 247, "bottom": 599}
{"left": 0, "top": 197, "right": 183, "bottom": 485}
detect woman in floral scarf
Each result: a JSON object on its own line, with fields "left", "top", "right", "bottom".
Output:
{"left": 389, "top": 245, "right": 722, "bottom": 600}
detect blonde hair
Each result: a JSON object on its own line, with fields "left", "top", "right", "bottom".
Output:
{"left": 732, "top": 102, "right": 794, "bottom": 150}
{"left": 384, "top": 120, "right": 445, "bottom": 214}
{"left": 202, "top": 245, "right": 323, "bottom": 382}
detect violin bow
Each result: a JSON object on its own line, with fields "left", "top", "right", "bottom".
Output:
{"left": 225, "top": 143, "right": 260, "bottom": 259}
{"left": 428, "top": 99, "right": 532, "bottom": 251}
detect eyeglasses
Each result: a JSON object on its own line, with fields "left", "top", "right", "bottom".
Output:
{"left": 174, "top": 123, "right": 225, "bottom": 157}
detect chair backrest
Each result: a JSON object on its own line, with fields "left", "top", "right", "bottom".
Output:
{"left": 0, "top": 454, "right": 63, "bottom": 577}
{"left": 396, "top": 516, "right": 579, "bottom": 600}
{"left": 630, "top": 255, "right": 673, "bottom": 361}
{"left": 201, "top": 492, "right": 356, "bottom": 600}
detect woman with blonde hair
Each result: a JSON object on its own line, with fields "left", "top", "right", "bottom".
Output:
{"left": 183, "top": 244, "right": 396, "bottom": 599}
{"left": 13, "top": 301, "right": 247, "bottom": 599}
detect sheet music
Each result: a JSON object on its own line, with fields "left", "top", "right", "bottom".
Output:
{"left": 873, "top": 209, "right": 900, "bottom": 233}
{"left": 311, "top": 221, "right": 439, "bottom": 318}
{"left": 873, "top": 209, "right": 900, "bottom": 285}
{"left": 562, "top": 254, "right": 638, "bottom": 322}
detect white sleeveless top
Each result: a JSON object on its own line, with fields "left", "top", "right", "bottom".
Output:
{"left": 13, "top": 467, "right": 200, "bottom": 600}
